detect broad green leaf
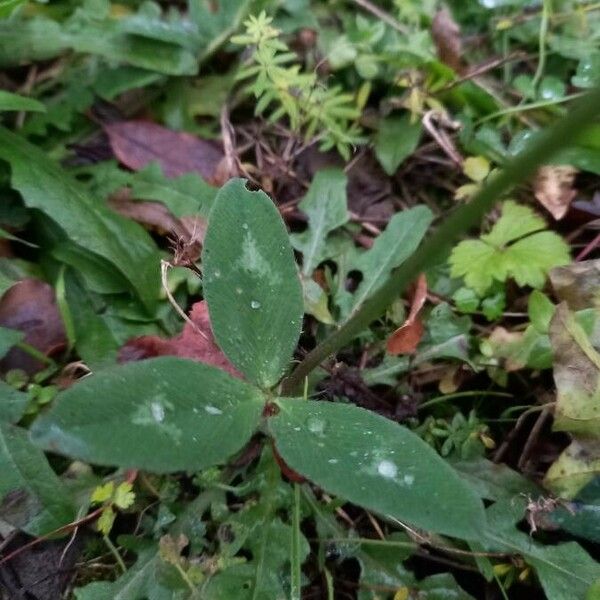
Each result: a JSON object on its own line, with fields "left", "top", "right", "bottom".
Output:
{"left": 270, "top": 399, "right": 486, "bottom": 539}
{"left": 0, "top": 0, "right": 24, "bottom": 18}
{"left": 485, "top": 500, "right": 600, "bottom": 600}
{"left": 0, "top": 422, "right": 75, "bottom": 535}
{"left": 30, "top": 357, "right": 265, "bottom": 473}
{"left": 0, "top": 11, "right": 197, "bottom": 75}
{"left": 0, "top": 127, "right": 160, "bottom": 311}
{"left": 341, "top": 206, "right": 433, "bottom": 318}
{"left": 374, "top": 114, "right": 422, "bottom": 175}
{"left": 450, "top": 201, "right": 570, "bottom": 295}
{"left": 291, "top": 169, "right": 348, "bottom": 276}
{"left": 551, "top": 478, "right": 600, "bottom": 543}
{"left": 129, "top": 163, "right": 217, "bottom": 218}
{"left": 0, "top": 380, "right": 29, "bottom": 423}
{"left": 550, "top": 303, "right": 600, "bottom": 437}
{"left": 0, "top": 90, "right": 45, "bottom": 113}
{"left": 0, "top": 325, "right": 23, "bottom": 358}
{"left": 202, "top": 179, "right": 303, "bottom": 388}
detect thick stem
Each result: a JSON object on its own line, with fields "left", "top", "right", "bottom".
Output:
{"left": 281, "top": 87, "right": 600, "bottom": 395}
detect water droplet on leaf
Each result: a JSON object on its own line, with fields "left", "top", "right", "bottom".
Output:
{"left": 377, "top": 460, "right": 397, "bottom": 479}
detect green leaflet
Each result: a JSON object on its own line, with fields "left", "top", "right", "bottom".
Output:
{"left": 0, "top": 422, "right": 75, "bottom": 535}
{"left": 202, "top": 179, "right": 304, "bottom": 388}
{"left": 374, "top": 113, "right": 422, "bottom": 175}
{"left": 0, "top": 90, "right": 45, "bottom": 113}
{"left": 0, "top": 126, "right": 160, "bottom": 312}
{"left": 291, "top": 169, "right": 349, "bottom": 276}
{"left": 449, "top": 201, "right": 570, "bottom": 296}
{"left": 30, "top": 358, "right": 265, "bottom": 473}
{"left": 270, "top": 399, "right": 486, "bottom": 540}
{"left": 339, "top": 205, "right": 433, "bottom": 318}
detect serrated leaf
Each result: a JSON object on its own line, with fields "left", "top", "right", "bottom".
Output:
{"left": 291, "top": 169, "right": 348, "bottom": 276}
{"left": 0, "top": 127, "right": 160, "bottom": 311}
{"left": 449, "top": 201, "right": 570, "bottom": 295}
{"left": 270, "top": 399, "right": 485, "bottom": 539}
{"left": 202, "top": 179, "right": 303, "bottom": 388}
{"left": 30, "top": 357, "right": 265, "bottom": 473}
{"left": 0, "top": 422, "right": 75, "bottom": 535}
{"left": 341, "top": 206, "right": 433, "bottom": 318}
{"left": 97, "top": 506, "right": 116, "bottom": 535}
{"left": 374, "top": 114, "right": 422, "bottom": 175}
{"left": 114, "top": 482, "right": 135, "bottom": 509}
{"left": 91, "top": 482, "right": 115, "bottom": 505}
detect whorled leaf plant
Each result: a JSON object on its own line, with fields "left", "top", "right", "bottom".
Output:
{"left": 25, "top": 87, "right": 600, "bottom": 547}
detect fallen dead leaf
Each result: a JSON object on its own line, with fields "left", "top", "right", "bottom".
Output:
{"left": 118, "top": 301, "right": 240, "bottom": 378}
{"left": 533, "top": 165, "right": 578, "bottom": 220}
{"left": 104, "top": 120, "right": 225, "bottom": 184}
{"left": 386, "top": 274, "right": 427, "bottom": 355}
{"left": 431, "top": 8, "right": 463, "bottom": 74}
{"left": 550, "top": 259, "right": 600, "bottom": 310}
{"left": 0, "top": 279, "right": 67, "bottom": 374}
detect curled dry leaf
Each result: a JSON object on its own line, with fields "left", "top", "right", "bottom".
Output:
{"left": 104, "top": 120, "right": 225, "bottom": 184}
{"left": 431, "top": 8, "right": 463, "bottom": 74}
{"left": 533, "top": 165, "right": 578, "bottom": 220}
{"left": 118, "top": 301, "right": 240, "bottom": 378}
{"left": 386, "top": 274, "right": 427, "bottom": 355}
{"left": 0, "top": 279, "right": 66, "bottom": 374}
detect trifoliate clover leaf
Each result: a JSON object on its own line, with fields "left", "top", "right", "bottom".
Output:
{"left": 113, "top": 482, "right": 135, "bottom": 510}
{"left": 91, "top": 481, "right": 115, "bottom": 505}
{"left": 449, "top": 201, "right": 570, "bottom": 296}
{"left": 97, "top": 506, "right": 116, "bottom": 535}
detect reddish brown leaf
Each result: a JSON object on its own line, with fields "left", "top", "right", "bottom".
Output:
{"left": 386, "top": 274, "right": 427, "bottom": 355}
{"left": 431, "top": 8, "right": 463, "bottom": 74}
{"left": 0, "top": 278, "right": 67, "bottom": 374}
{"left": 104, "top": 121, "right": 224, "bottom": 183}
{"left": 534, "top": 165, "right": 578, "bottom": 220}
{"left": 118, "top": 301, "right": 240, "bottom": 378}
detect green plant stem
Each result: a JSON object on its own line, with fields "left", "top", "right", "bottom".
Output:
{"left": 103, "top": 534, "right": 127, "bottom": 574}
{"left": 281, "top": 87, "right": 600, "bottom": 395}
{"left": 531, "top": 0, "right": 551, "bottom": 90}
{"left": 290, "top": 483, "right": 302, "bottom": 600}
{"left": 476, "top": 92, "right": 584, "bottom": 125}
{"left": 417, "top": 391, "right": 513, "bottom": 411}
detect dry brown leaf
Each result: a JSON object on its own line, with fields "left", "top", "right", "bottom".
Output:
{"left": 118, "top": 301, "right": 240, "bottom": 378}
{"left": 533, "top": 165, "right": 578, "bottom": 220}
{"left": 104, "top": 120, "right": 224, "bottom": 183}
{"left": 431, "top": 8, "right": 463, "bottom": 74}
{"left": 0, "top": 278, "right": 67, "bottom": 374}
{"left": 386, "top": 274, "right": 427, "bottom": 355}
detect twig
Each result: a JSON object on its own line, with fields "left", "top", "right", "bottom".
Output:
{"left": 160, "top": 260, "right": 208, "bottom": 340}
{"left": 350, "top": 0, "right": 409, "bottom": 34}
